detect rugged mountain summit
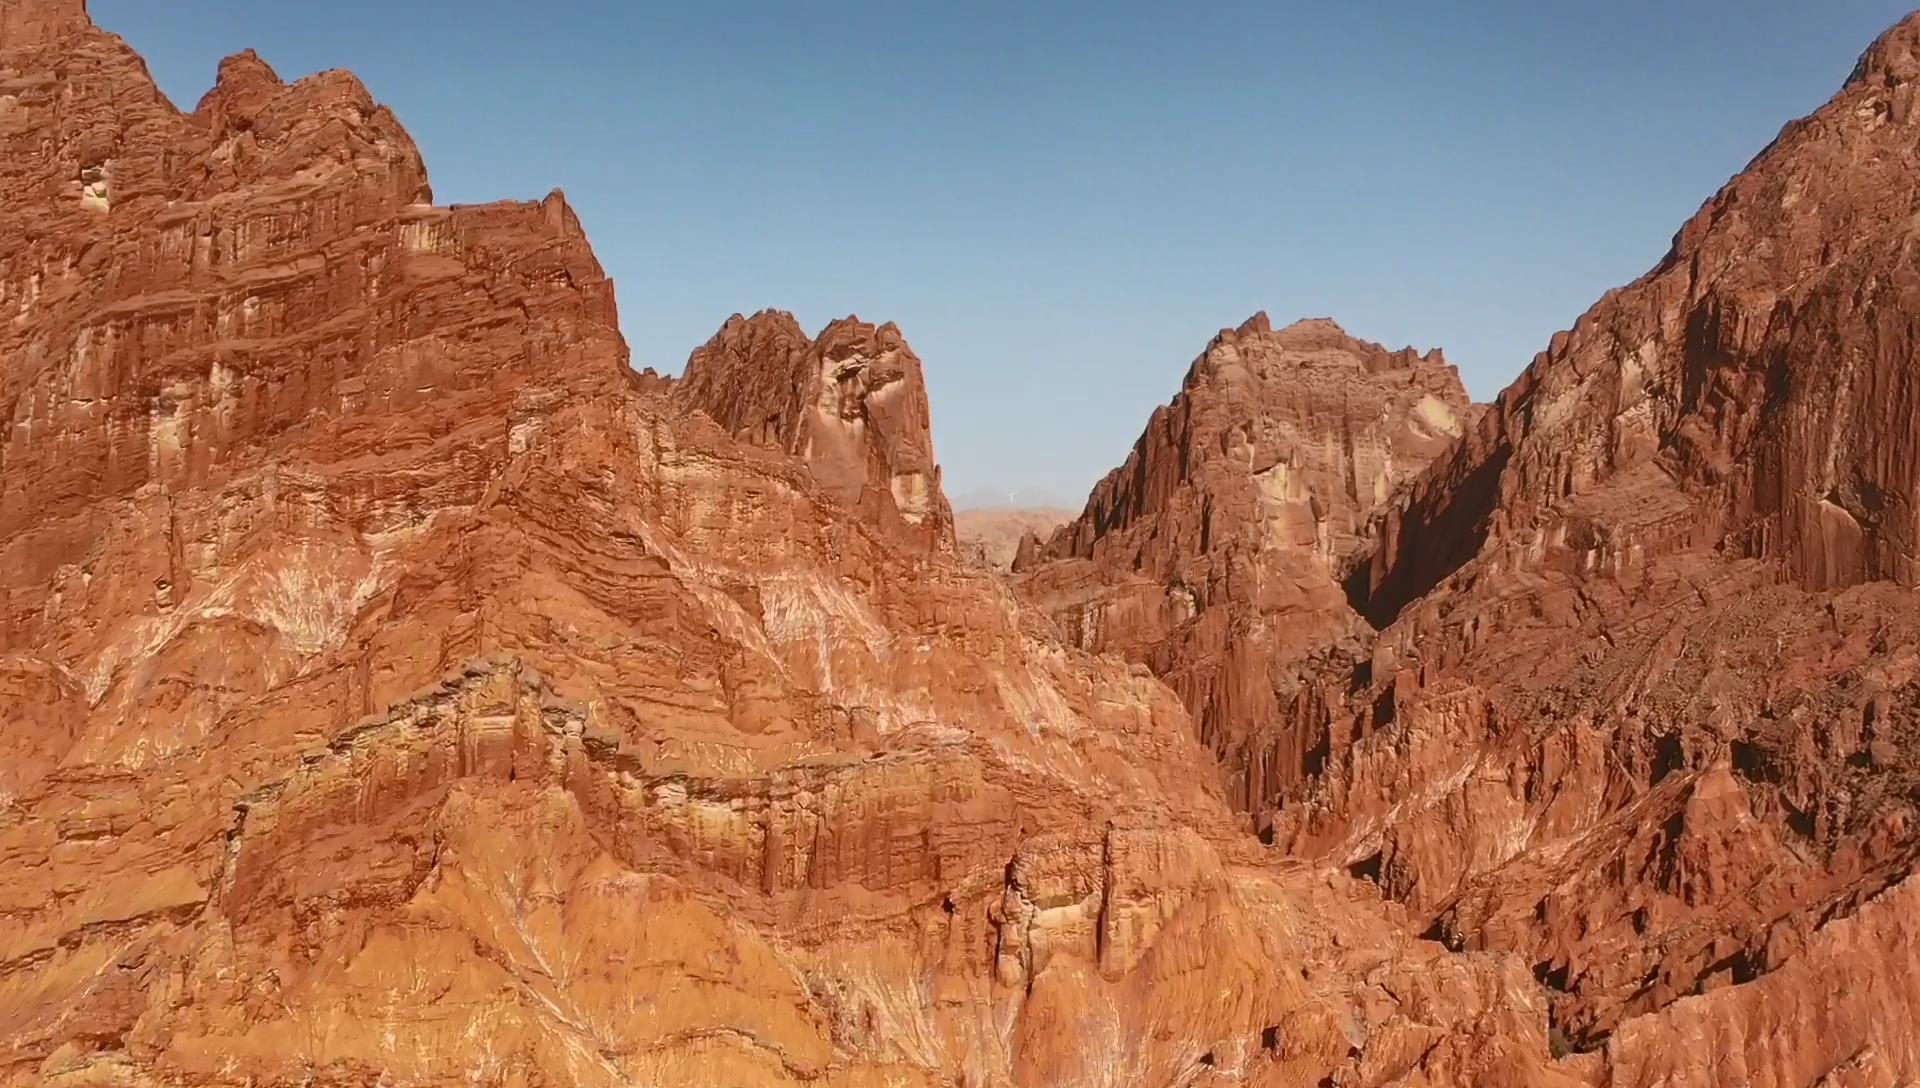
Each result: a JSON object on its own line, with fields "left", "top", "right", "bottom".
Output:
{"left": 0, "top": 7, "right": 1565, "bottom": 1088}
{"left": 1242, "top": 10, "right": 1920, "bottom": 1076}
{"left": 680, "top": 309, "right": 958, "bottom": 555}
{"left": 5, "top": 2, "right": 1920, "bottom": 1086}
{"left": 1015, "top": 314, "right": 1472, "bottom": 807}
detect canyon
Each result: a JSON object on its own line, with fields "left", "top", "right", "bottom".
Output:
{"left": 2, "top": 2, "right": 1918, "bottom": 1086}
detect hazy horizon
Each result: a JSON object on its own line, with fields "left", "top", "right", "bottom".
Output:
{"left": 93, "top": 0, "right": 1915, "bottom": 506}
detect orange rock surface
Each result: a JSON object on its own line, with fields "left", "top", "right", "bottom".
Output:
{"left": 1015, "top": 315, "right": 1473, "bottom": 810}
{"left": 680, "top": 310, "right": 957, "bottom": 556}
{"left": 1288, "top": 12, "right": 1920, "bottom": 1065}
{"left": 2, "top": 3, "right": 1918, "bottom": 1087}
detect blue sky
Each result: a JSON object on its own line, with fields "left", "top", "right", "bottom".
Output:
{"left": 94, "top": 1, "right": 1915, "bottom": 506}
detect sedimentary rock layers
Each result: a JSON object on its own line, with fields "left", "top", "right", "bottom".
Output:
{"left": 1015, "top": 314, "right": 1471, "bottom": 807}
{"left": 7, "top": 1, "right": 1920, "bottom": 1085}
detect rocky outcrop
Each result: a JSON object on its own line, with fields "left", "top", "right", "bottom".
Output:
{"left": 1233, "top": 10, "right": 1920, "bottom": 1073}
{"left": 1359, "top": 16, "right": 1920, "bottom": 621}
{"left": 8, "top": 2, "right": 1920, "bottom": 1085}
{"left": 0, "top": 7, "right": 1581, "bottom": 1088}
{"left": 680, "top": 310, "right": 957, "bottom": 555}
{"left": 1015, "top": 314, "right": 1472, "bottom": 808}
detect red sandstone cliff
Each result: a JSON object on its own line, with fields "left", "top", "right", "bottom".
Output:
{"left": 679, "top": 309, "right": 958, "bottom": 555}
{"left": 1015, "top": 314, "right": 1473, "bottom": 808}
{"left": 0, "top": 6, "right": 1565, "bottom": 1087}
{"left": 1248, "top": 12, "right": 1920, "bottom": 1075}
{"left": 1363, "top": 19, "right": 1920, "bottom": 619}
{"left": 4, "top": 2, "right": 1920, "bottom": 1086}
{"left": 1006, "top": 14, "right": 1920, "bottom": 1081}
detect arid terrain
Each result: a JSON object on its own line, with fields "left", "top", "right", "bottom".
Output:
{"left": 3, "top": 1, "right": 1920, "bottom": 1086}
{"left": 955, "top": 507, "right": 1073, "bottom": 571}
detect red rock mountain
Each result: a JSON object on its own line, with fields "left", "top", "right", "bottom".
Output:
{"left": 0, "top": 6, "right": 1549, "bottom": 1088}
{"left": 1239, "top": 12, "right": 1920, "bottom": 1078}
{"left": 3, "top": 3, "right": 1920, "bottom": 1087}
{"left": 679, "top": 309, "right": 957, "bottom": 555}
{"left": 1015, "top": 314, "right": 1473, "bottom": 808}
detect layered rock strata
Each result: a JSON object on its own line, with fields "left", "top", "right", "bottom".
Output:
{"left": 0, "top": 6, "right": 1562, "bottom": 1087}
{"left": 1015, "top": 315, "right": 1472, "bottom": 808}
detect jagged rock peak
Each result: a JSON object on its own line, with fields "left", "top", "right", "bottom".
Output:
{"left": 678, "top": 310, "right": 813, "bottom": 446}
{"left": 1193, "top": 312, "right": 1456, "bottom": 388}
{"left": 192, "top": 49, "right": 287, "bottom": 130}
{"left": 679, "top": 311, "right": 956, "bottom": 555}
{"left": 1014, "top": 312, "right": 1474, "bottom": 810}
{"left": 213, "top": 47, "right": 284, "bottom": 90}
{"left": 1050, "top": 312, "right": 1470, "bottom": 567}
{"left": 1848, "top": 9, "right": 1920, "bottom": 87}
{"left": 0, "top": 0, "right": 621, "bottom": 540}
{"left": 1359, "top": 5, "right": 1920, "bottom": 625}
{"left": 187, "top": 47, "right": 430, "bottom": 201}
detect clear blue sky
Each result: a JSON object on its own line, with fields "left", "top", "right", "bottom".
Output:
{"left": 93, "top": 1, "right": 1915, "bottom": 507}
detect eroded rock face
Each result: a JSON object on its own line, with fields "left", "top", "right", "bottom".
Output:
{"left": 1015, "top": 314, "right": 1472, "bottom": 809}
{"left": 1002, "top": 15, "right": 1920, "bottom": 1083}
{"left": 0, "top": 7, "right": 1574, "bottom": 1088}
{"left": 0, "top": 0, "right": 85, "bottom": 45}
{"left": 8, "top": 2, "right": 1920, "bottom": 1085}
{"left": 1360, "top": 16, "right": 1920, "bottom": 621}
{"left": 680, "top": 309, "right": 958, "bottom": 555}
{"left": 1212, "top": 12, "right": 1920, "bottom": 1080}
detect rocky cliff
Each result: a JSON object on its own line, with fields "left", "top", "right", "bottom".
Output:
{"left": 1006, "top": 13, "right": 1920, "bottom": 1082}
{"left": 679, "top": 309, "right": 958, "bottom": 555}
{"left": 0, "top": 6, "right": 1562, "bottom": 1088}
{"left": 1104, "top": 12, "right": 1920, "bottom": 1078}
{"left": 1015, "top": 314, "right": 1473, "bottom": 809}
{"left": 4, "top": 2, "right": 1920, "bottom": 1086}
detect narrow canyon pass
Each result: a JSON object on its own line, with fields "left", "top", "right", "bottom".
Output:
{"left": 1, "top": 2, "right": 1917, "bottom": 1087}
